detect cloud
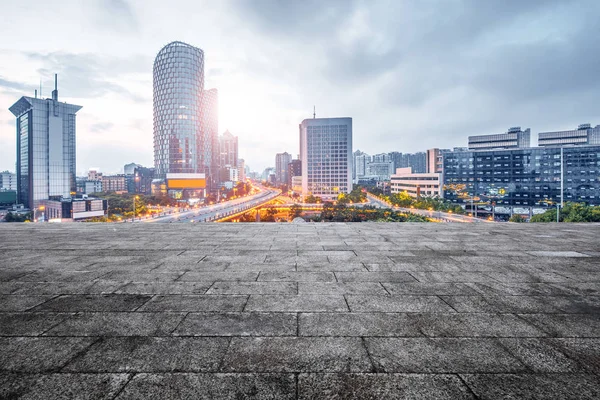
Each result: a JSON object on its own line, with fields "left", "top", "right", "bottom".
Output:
{"left": 94, "top": 0, "right": 139, "bottom": 32}
{"left": 24, "top": 51, "right": 151, "bottom": 102}
{"left": 0, "top": 77, "right": 36, "bottom": 93}
{"left": 89, "top": 122, "right": 115, "bottom": 133}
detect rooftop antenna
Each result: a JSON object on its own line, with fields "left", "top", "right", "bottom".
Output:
{"left": 52, "top": 74, "right": 58, "bottom": 101}
{"left": 313, "top": 105, "right": 316, "bottom": 119}
{"left": 35, "top": 89, "right": 37, "bottom": 99}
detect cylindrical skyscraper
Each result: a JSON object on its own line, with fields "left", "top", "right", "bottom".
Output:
{"left": 153, "top": 41, "right": 206, "bottom": 179}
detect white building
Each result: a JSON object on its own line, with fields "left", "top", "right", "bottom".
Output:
{"left": 275, "top": 152, "right": 292, "bottom": 184}
{"left": 390, "top": 167, "right": 441, "bottom": 198}
{"left": 0, "top": 171, "right": 17, "bottom": 191}
{"left": 300, "top": 117, "right": 352, "bottom": 199}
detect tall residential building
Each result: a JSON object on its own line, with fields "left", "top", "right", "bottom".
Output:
{"left": 468, "top": 127, "right": 530, "bottom": 150}
{"left": 352, "top": 150, "right": 365, "bottom": 181}
{"left": 9, "top": 75, "right": 81, "bottom": 209}
{"left": 426, "top": 148, "right": 450, "bottom": 174}
{"left": 300, "top": 117, "right": 352, "bottom": 198}
{"left": 219, "top": 130, "right": 238, "bottom": 168}
{"left": 0, "top": 171, "right": 17, "bottom": 191}
{"left": 354, "top": 152, "right": 370, "bottom": 182}
{"left": 275, "top": 152, "right": 292, "bottom": 184}
{"left": 287, "top": 159, "right": 301, "bottom": 187}
{"left": 538, "top": 124, "right": 600, "bottom": 147}
{"left": 238, "top": 159, "right": 246, "bottom": 182}
{"left": 153, "top": 41, "right": 218, "bottom": 190}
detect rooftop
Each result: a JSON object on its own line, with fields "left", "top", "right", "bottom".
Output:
{"left": 1, "top": 223, "right": 599, "bottom": 399}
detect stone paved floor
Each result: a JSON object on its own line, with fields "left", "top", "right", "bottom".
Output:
{"left": 0, "top": 222, "right": 599, "bottom": 399}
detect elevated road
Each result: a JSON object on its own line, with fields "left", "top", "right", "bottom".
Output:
{"left": 142, "top": 188, "right": 281, "bottom": 223}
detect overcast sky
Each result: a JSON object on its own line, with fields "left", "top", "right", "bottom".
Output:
{"left": 1, "top": 0, "right": 599, "bottom": 175}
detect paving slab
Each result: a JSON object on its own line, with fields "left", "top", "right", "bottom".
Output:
{"left": 173, "top": 312, "right": 297, "bottom": 336}
{"left": 1, "top": 223, "right": 599, "bottom": 397}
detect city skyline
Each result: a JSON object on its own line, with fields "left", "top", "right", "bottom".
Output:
{"left": 1, "top": 0, "right": 600, "bottom": 174}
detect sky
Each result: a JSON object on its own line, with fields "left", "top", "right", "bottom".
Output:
{"left": 0, "top": 0, "right": 599, "bottom": 175}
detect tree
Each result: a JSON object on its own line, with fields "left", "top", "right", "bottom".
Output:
{"left": 509, "top": 214, "right": 527, "bottom": 223}
{"left": 288, "top": 204, "right": 302, "bottom": 221}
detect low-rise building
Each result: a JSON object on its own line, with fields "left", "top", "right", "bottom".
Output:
{"left": 0, "top": 171, "right": 17, "bottom": 191}
{"left": 390, "top": 167, "right": 441, "bottom": 198}
{"left": 102, "top": 175, "right": 127, "bottom": 193}
{"left": 468, "top": 127, "right": 530, "bottom": 150}
{"left": 538, "top": 124, "right": 600, "bottom": 147}
{"left": 44, "top": 196, "right": 107, "bottom": 221}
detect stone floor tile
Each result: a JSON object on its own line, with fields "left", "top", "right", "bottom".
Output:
{"left": 298, "top": 373, "right": 476, "bottom": 399}
{"left": 244, "top": 295, "right": 348, "bottom": 312}
{"left": 136, "top": 295, "right": 247, "bottom": 312}
{"left": 206, "top": 281, "right": 297, "bottom": 295}
{"left": 298, "top": 282, "right": 388, "bottom": 295}
{"left": 221, "top": 337, "right": 372, "bottom": 372}
{"left": 518, "top": 313, "right": 600, "bottom": 337}
{"left": 460, "top": 373, "right": 600, "bottom": 400}
{"left": 114, "top": 373, "right": 296, "bottom": 400}
{"left": 0, "top": 295, "right": 55, "bottom": 312}
{"left": 0, "top": 337, "right": 96, "bottom": 372}
{"left": 114, "top": 281, "right": 212, "bottom": 295}
{"left": 498, "top": 338, "right": 581, "bottom": 372}
{"left": 346, "top": 295, "right": 456, "bottom": 312}
{"left": 0, "top": 312, "right": 74, "bottom": 336}
{"left": 257, "top": 271, "right": 335, "bottom": 282}
{"left": 366, "top": 338, "right": 526, "bottom": 373}
{"left": 415, "top": 313, "right": 546, "bottom": 337}
{"left": 383, "top": 282, "right": 479, "bottom": 296}
{"left": 0, "top": 373, "right": 131, "bottom": 400}
{"left": 43, "top": 312, "right": 186, "bottom": 336}
{"left": 30, "top": 294, "right": 152, "bottom": 312}
{"left": 63, "top": 337, "right": 229, "bottom": 372}
{"left": 173, "top": 312, "right": 297, "bottom": 336}
{"left": 299, "top": 312, "right": 422, "bottom": 337}
{"left": 335, "top": 272, "right": 417, "bottom": 283}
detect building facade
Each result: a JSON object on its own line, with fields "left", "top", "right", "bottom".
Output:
{"left": 44, "top": 196, "right": 107, "bottom": 221}
{"left": 219, "top": 130, "right": 238, "bottom": 169}
{"left": 102, "top": 175, "right": 127, "bottom": 193}
{"left": 442, "top": 145, "right": 600, "bottom": 211}
{"left": 0, "top": 171, "right": 17, "bottom": 191}
{"left": 275, "top": 152, "right": 292, "bottom": 185}
{"left": 287, "top": 159, "right": 301, "bottom": 187}
{"left": 9, "top": 76, "right": 81, "bottom": 209}
{"left": 391, "top": 167, "right": 441, "bottom": 198}
{"left": 468, "top": 127, "right": 530, "bottom": 150}
{"left": 300, "top": 117, "right": 352, "bottom": 199}
{"left": 538, "top": 124, "right": 600, "bottom": 147}
{"left": 426, "top": 148, "right": 448, "bottom": 174}
{"left": 153, "top": 41, "right": 218, "bottom": 191}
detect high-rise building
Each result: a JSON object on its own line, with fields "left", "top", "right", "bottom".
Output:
{"left": 468, "top": 127, "right": 530, "bottom": 150}
{"left": 9, "top": 75, "right": 81, "bottom": 209}
{"left": 219, "top": 130, "right": 238, "bottom": 169}
{"left": 238, "top": 159, "right": 246, "bottom": 182}
{"left": 275, "top": 152, "right": 292, "bottom": 185}
{"left": 153, "top": 41, "right": 218, "bottom": 191}
{"left": 300, "top": 117, "right": 352, "bottom": 198}
{"left": 538, "top": 124, "right": 600, "bottom": 147}
{"left": 426, "top": 148, "right": 450, "bottom": 174}
{"left": 354, "top": 152, "right": 370, "bottom": 182}
{"left": 124, "top": 163, "right": 141, "bottom": 175}
{"left": 287, "top": 159, "right": 301, "bottom": 187}
{"left": 0, "top": 171, "right": 17, "bottom": 191}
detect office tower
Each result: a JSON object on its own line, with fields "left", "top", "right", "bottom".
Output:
{"left": 366, "top": 158, "right": 394, "bottom": 181}
{"left": 538, "top": 124, "right": 600, "bottom": 147}
{"left": 443, "top": 145, "right": 600, "bottom": 210}
{"left": 299, "top": 117, "right": 352, "bottom": 198}
{"left": 238, "top": 159, "right": 246, "bottom": 182}
{"left": 287, "top": 159, "right": 301, "bottom": 187}
{"left": 219, "top": 130, "right": 238, "bottom": 168}
{"left": 275, "top": 152, "right": 292, "bottom": 184}
{"left": 9, "top": 75, "right": 81, "bottom": 209}
{"left": 468, "top": 127, "right": 530, "bottom": 150}
{"left": 153, "top": 41, "right": 218, "bottom": 189}
{"left": 354, "top": 152, "right": 370, "bottom": 181}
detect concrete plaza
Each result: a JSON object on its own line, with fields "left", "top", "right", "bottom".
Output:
{"left": 1, "top": 223, "right": 599, "bottom": 399}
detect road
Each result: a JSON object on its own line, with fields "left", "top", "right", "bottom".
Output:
{"left": 366, "top": 194, "right": 490, "bottom": 223}
{"left": 141, "top": 188, "right": 281, "bottom": 223}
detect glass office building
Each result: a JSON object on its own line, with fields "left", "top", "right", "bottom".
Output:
{"left": 300, "top": 117, "right": 352, "bottom": 198}
{"left": 468, "top": 127, "right": 530, "bottom": 150}
{"left": 538, "top": 124, "right": 600, "bottom": 147}
{"left": 153, "top": 41, "right": 218, "bottom": 189}
{"left": 9, "top": 78, "right": 81, "bottom": 209}
{"left": 443, "top": 145, "right": 600, "bottom": 212}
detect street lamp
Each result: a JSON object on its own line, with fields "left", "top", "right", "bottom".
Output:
{"left": 133, "top": 195, "right": 139, "bottom": 222}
